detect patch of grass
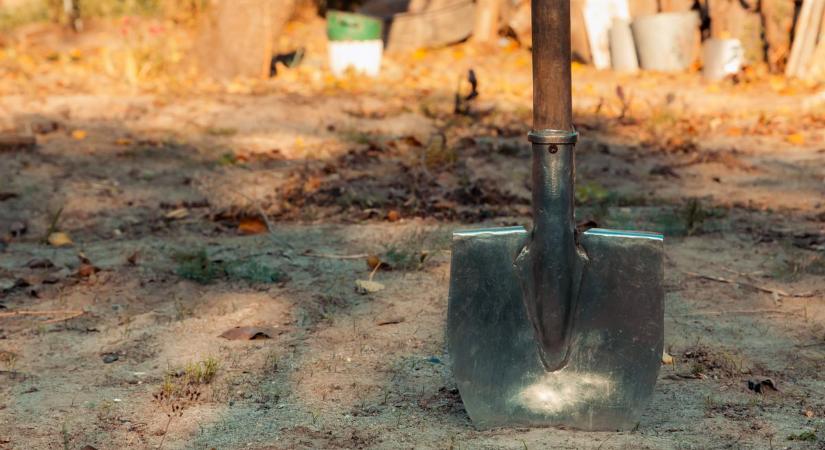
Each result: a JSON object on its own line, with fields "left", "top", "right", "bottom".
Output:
{"left": 0, "top": 1, "right": 54, "bottom": 31}
{"left": 381, "top": 228, "right": 450, "bottom": 271}
{"left": 184, "top": 357, "right": 219, "bottom": 385}
{"left": 575, "top": 182, "right": 610, "bottom": 206}
{"left": 771, "top": 248, "right": 825, "bottom": 281}
{"left": 205, "top": 127, "right": 238, "bottom": 137}
{"left": 172, "top": 249, "right": 287, "bottom": 285}
{"left": 224, "top": 260, "right": 287, "bottom": 284}
{"left": 787, "top": 430, "right": 817, "bottom": 441}
{"left": 173, "top": 249, "right": 221, "bottom": 284}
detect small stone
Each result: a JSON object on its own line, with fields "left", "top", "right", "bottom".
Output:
{"left": 101, "top": 353, "right": 119, "bottom": 364}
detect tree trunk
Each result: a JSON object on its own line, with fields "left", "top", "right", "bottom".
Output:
{"left": 195, "top": 0, "right": 296, "bottom": 80}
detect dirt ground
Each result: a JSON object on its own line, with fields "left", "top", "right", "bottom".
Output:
{"left": 1, "top": 17, "right": 825, "bottom": 450}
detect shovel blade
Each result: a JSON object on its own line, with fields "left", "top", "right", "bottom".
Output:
{"left": 447, "top": 227, "right": 663, "bottom": 430}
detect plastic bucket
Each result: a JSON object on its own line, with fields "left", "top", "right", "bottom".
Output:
{"left": 327, "top": 10, "right": 383, "bottom": 77}
{"left": 609, "top": 18, "right": 639, "bottom": 73}
{"left": 631, "top": 12, "right": 699, "bottom": 72}
{"left": 702, "top": 38, "right": 744, "bottom": 80}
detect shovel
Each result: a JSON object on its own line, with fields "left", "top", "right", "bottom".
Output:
{"left": 446, "top": 0, "right": 664, "bottom": 430}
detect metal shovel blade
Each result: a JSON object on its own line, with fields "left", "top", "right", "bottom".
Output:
{"left": 447, "top": 226, "right": 663, "bottom": 430}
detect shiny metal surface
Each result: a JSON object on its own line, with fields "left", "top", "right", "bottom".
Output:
{"left": 447, "top": 227, "right": 664, "bottom": 430}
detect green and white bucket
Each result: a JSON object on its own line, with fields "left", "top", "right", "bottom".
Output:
{"left": 327, "top": 10, "right": 383, "bottom": 77}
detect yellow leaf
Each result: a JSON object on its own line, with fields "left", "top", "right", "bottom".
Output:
{"left": 164, "top": 208, "right": 189, "bottom": 220}
{"left": 786, "top": 133, "right": 805, "bottom": 145}
{"left": 238, "top": 217, "right": 267, "bottom": 235}
{"left": 706, "top": 84, "right": 721, "bottom": 93}
{"left": 48, "top": 232, "right": 73, "bottom": 247}
{"left": 71, "top": 130, "right": 87, "bottom": 140}
{"left": 411, "top": 48, "right": 427, "bottom": 61}
{"left": 355, "top": 279, "right": 385, "bottom": 294}
{"left": 115, "top": 138, "right": 132, "bottom": 146}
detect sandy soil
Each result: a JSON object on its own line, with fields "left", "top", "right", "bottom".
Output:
{"left": 1, "top": 18, "right": 824, "bottom": 450}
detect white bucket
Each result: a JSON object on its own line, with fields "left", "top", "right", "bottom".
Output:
{"left": 631, "top": 12, "right": 699, "bottom": 72}
{"left": 702, "top": 38, "right": 744, "bottom": 80}
{"left": 328, "top": 40, "right": 383, "bottom": 77}
{"left": 609, "top": 18, "right": 639, "bottom": 73}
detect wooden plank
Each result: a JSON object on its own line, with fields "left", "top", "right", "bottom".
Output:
{"left": 472, "top": 0, "right": 502, "bottom": 43}
{"left": 802, "top": 7, "right": 825, "bottom": 79}
{"left": 384, "top": 0, "right": 476, "bottom": 51}
{"left": 787, "top": 0, "right": 819, "bottom": 76}
{"left": 794, "top": 0, "right": 825, "bottom": 76}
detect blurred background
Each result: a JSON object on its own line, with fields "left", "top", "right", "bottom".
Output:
{"left": 1, "top": 1, "right": 824, "bottom": 449}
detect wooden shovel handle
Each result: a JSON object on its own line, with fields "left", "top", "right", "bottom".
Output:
{"left": 532, "top": 0, "right": 573, "bottom": 131}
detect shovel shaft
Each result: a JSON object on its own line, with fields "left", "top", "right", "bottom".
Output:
{"left": 521, "top": 0, "right": 580, "bottom": 371}
{"left": 532, "top": 0, "right": 573, "bottom": 131}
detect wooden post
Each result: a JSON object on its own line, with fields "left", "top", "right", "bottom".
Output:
{"left": 473, "top": 0, "right": 502, "bottom": 43}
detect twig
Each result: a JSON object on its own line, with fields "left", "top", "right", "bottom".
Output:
{"left": 157, "top": 415, "right": 173, "bottom": 450}
{"left": 368, "top": 261, "right": 383, "bottom": 282}
{"left": 685, "top": 271, "right": 817, "bottom": 298}
{"left": 0, "top": 309, "right": 83, "bottom": 319}
{"left": 682, "top": 308, "right": 802, "bottom": 316}
{"left": 303, "top": 252, "right": 369, "bottom": 260}
{"left": 44, "top": 310, "right": 86, "bottom": 324}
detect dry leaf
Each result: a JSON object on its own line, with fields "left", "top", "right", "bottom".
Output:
{"left": 77, "top": 263, "right": 99, "bottom": 278}
{"left": 71, "top": 130, "right": 87, "bottom": 140}
{"left": 387, "top": 210, "right": 400, "bottom": 222}
{"left": 355, "top": 279, "right": 385, "bottom": 294}
{"left": 219, "top": 326, "right": 273, "bottom": 340}
{"left": 115, "top": 138, "right": 132, "bottom": 146}
{"left": 164, "top": 208, "right": 189, "bottom": 220}
{"left": 238, "top": 217, "right": 267, "bottom": 235}
{"left": 48, "top": 232, "right": 73, "bottom": 247}
{"left": 377, "top": 317, "right": 404, "bottom": 326}
{"left": 366, "top": 254, "right": 381, "bottom": 270}
{"left": 786, "top": 133, "right": 805, "bottom": 145}
{"left": 661, "top": 351, "right": 674, "bottom": 365}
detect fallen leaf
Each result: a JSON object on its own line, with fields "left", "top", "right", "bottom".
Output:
{"left": 77, "top": 263, "right": 99, "bottom": 278}
{"left": 164, "top": 207, "right": 189, "bottom": 220}
{"left": 355, "top": 279, "right": 385, "bottom": 294}
{"left": 238, "top": 217, "right": 267, "bottom": 235}
{"left": 26, "top": 258, "right": 54, "bottom": 269}
{"left": 662, "top": 351, "right": 674, "bottom": 365}
{"left": 71, "top": 129, "right": 87, "bottom": 140}
{"left": 115, "top": 138, "right": 132, "bottom": 146}
{"left": 747, "top": 378, "right": 778, "bottom": 393}
{"left": 126, "top": 251, "right": 139, "bottom": 265}
{"left": 804, "top": 410, "right": 815, "bottom": 418}
{"left": 366, "top": 254, "right": 381, "bottom": 270}
{"left": 219, "top": 326, "right": 273, "bottom": 340}
{"left": 47, "top": 232, "right": 73, "bottom": 247}
{"left": 786, "top": 133, "right": 805, "bottom": 145}
{"left": 377, "top": 317, "right": 404, "bottom": 326}
{"left": 387, "top": 210, "right": 400, "bottom": 222}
